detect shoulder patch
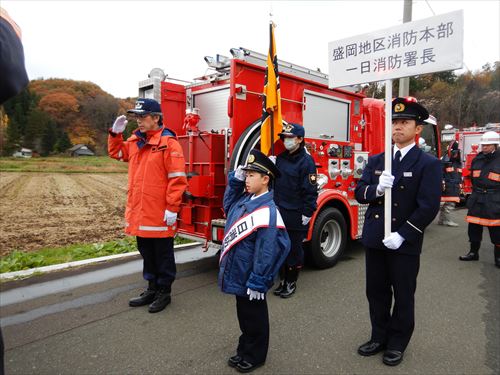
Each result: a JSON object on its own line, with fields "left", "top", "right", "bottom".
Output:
{"left": 309, "top": 174, "right": 317, "bottom": 185}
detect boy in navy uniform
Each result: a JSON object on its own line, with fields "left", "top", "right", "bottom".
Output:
{"left": 354, "top": 97, "right": 442, "bottom": 366}
{"left": 219, "top": 149, "right": 291, "bottom": 373}
{"left": 273, "top": 123, "right": 318, "bottom": 298}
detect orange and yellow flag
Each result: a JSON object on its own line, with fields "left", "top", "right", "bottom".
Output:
{"left": 260, "top": 22, "right": 283, "bottom": 155}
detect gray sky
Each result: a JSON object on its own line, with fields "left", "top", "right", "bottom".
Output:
{"left": 3, "top": 0, "right": 499, "bottom": 98}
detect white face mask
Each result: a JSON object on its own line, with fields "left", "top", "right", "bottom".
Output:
{"left": 284, "top": 138, "right": 297, "bottom": 150}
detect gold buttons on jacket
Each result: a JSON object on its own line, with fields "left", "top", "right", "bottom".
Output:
{"left": 393, "top": 203, "right": 398, "bottom": 207}
{"left": 400, "top": 185, "right": 405, "bottom": 190}
{"left": 392, "top": 218, "right": 396, "bottom": 222}
{"left": 375, "top": 214, "right": 380, "bottom": 219}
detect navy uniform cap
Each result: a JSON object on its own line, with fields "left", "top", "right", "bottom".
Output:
{"left": 392, "top": 97, "right": 429, "bottom": 124}
{"left": 242, "top": 149, "right": 281, "bottom": 179}
{"left": 127, "top": 98, "right": 163, "bottom": 116}
{"left": 278, "top": 122, "right": 305, "bottom": 138}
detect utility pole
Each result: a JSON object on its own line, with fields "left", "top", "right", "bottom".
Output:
{"left": 399, "top": 0, "right": 412, "bottom": 97}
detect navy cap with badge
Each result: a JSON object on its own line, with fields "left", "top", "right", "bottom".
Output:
{"left": 242, "top": 149, "right": 281, "bottom": 179}
{"left": 392, "top": 97, "right": 429, "bottom": 124}
{"left": 127, "top": 98, "right": 163, "bottom": 116}
{"left": 278, "top": 122, "right": 305, "bottom": 138}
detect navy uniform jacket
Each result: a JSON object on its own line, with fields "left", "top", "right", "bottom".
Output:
{"left": 466, "top": 151, "right": 500, "bottom": 225}
{"left": 274, "top": 147, "right": 318, "bottom": 230}
{"left": 218, "top": 172, "right": 291, "bottom": 296}
{"left": 441, "top": 149, "right": 462, "bottom": 201}
{"left": 354, "top": 146, "right": 442, "bottom": 255}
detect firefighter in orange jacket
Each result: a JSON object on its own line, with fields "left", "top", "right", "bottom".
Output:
{"left": 108, "top": 98, "right": 188, "bottom": 313}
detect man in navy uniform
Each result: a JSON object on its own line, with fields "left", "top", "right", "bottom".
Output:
{"left": 354, "top": 97, "right": 442, "bottom": 366}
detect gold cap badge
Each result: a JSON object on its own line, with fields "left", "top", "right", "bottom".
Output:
{"left": 394, "top": 103, "right": 405, "bottom": 112}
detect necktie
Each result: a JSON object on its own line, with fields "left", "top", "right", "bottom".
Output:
{"left": 393, "top": 150, "right": 402, "bottom": 173}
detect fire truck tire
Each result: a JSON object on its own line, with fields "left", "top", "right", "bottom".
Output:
{"left": 229, "top": 119, "right": 262, "bottom": 170}
{"left": 309, "top": 207, "right": 347, "bottom": 269}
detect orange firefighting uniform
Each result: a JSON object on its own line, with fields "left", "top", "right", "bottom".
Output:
{"left": 108, "top": 127, "right": 187, "bottom": 238}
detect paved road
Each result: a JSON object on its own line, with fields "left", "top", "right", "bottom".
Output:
{"left": 1, "top": 208, "right": 499, "bottom": 374}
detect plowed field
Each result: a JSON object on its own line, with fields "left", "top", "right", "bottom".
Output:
{"left": 0, "top": 173, "right": 128, "bottom": 256}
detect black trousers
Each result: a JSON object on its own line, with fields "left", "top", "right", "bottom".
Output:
{"left": 285, "top": 230, "right": 306, "bottom": 267}
{"left": 468, "top": 223, "right": 500, "bottom": 245}
{"left": 365, "top": 247, "right": 420, "bottom": 352}
{"left": 235, "top": 296, "right": 269, "bottom": 365}
{"left": 136, "top": 237, "right": 176, "bottom": 291}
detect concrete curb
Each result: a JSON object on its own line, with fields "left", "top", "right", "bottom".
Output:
{"left": 0, "top": 242, "right": 204, "bottom": 281}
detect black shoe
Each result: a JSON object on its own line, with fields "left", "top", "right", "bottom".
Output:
{"left": 148, "top": 289, "right": 171, "bottom": 313}
{"left": 459, "top": 252, "right": 479, "bottom": 261}
{"left": 280, "top": 282, "right": 296, "bottom": 298}
{"left": 228, "top": 355, "right": 242, "bottom": 368}
{"left": 382, "top": 350, "right": 404, "bottom": 366}
{"left": 235, "top": 360, "right": 264, "bottom": 373}
{"left": 357, "top": 341, "right": 386, "bottom": 356}
{"left": 129, "top": 289, "right": 157, "bottom": 307}
{"left": 273, "top": 281, "right": 285, "bottom": 296}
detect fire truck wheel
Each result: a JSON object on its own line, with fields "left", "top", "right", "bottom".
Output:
{"left": 309, "top": 207, "right": 347, "bottom": 269}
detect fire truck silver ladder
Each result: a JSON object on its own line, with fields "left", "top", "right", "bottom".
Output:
{"left": 240, "top": 87, "right": 304, "bottom": 106}
{"left": 231, "top": 47, "right": 360, "bottom": 93}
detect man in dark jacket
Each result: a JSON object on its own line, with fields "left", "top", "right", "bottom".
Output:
{"left": 459, "top": 131, "right": 500, "bottom": 267}
{"left": 438, "top": 140, "right": 462, "bottom": 226}
{"left": 354, "top": 97, "right": 442, "bottom": 366}
{"left": 0, "top": 8, "right": 29, "bottom": 374}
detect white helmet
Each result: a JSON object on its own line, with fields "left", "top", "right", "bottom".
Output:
{"left": 480, "top": 131, "right": 500, "bottom": 145}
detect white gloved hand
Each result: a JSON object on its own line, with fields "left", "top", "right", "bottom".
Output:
{"left": 247, "top": 288, "right": 265, "bottom": 301}
{"left": 112, "top": 115, "right": 128, "bottom": 134}
{"left": 268, "top": 155, "right": 277, "bottom": 164}
{"left": 164, "top": 210, "right": 177, "bottom": 226}
{"left": 301, "top": 215, "right": 311, "bottom": 226}
{"left": 377, "top": 170, "right": 395, "bottom": 195}
{"left": 234, "top": 165, "right": 246, "bottom": 181}
{"left": 383, "top": 232, "right": 405, "bottom": 250}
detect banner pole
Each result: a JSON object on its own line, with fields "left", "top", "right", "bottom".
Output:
{"left": 384, "top": 79, "right": 393, "bottom": 238}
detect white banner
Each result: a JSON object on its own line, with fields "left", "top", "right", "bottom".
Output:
{"left": 328, "top": 10, "right": 464, "bottom": 88}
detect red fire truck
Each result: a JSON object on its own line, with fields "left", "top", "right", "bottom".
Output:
{"left": 140, "top": 47, "right": 441, "bottom": 269}
{"left": 441, "top": 123, "right": 500, "bottom": 199}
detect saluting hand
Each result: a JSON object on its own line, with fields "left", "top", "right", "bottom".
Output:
{"left": 234, "top": 165, "right": 246, "bottom": 181}
{"left": 383, "top": 232, "right": 405, "bottom": 250}
{"left": 112, "top": 115, "right": 128, "bottom": 134}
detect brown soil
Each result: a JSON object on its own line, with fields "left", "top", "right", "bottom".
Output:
{"left": 0, "top": 173, "right": 128, "bottom": 256}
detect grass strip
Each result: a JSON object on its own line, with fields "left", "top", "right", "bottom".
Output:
{"left": 0, "top": 236, "right": 194, "bottom": 274}
{"left": 0, "top": 156, "right": 128, "bottom": 173}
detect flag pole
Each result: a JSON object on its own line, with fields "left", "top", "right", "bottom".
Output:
{"left": 270, "top": 20, "right": 275, "bottom": 156}
{"left": 384, "top": 79, "right": 393, "bottom": 238}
